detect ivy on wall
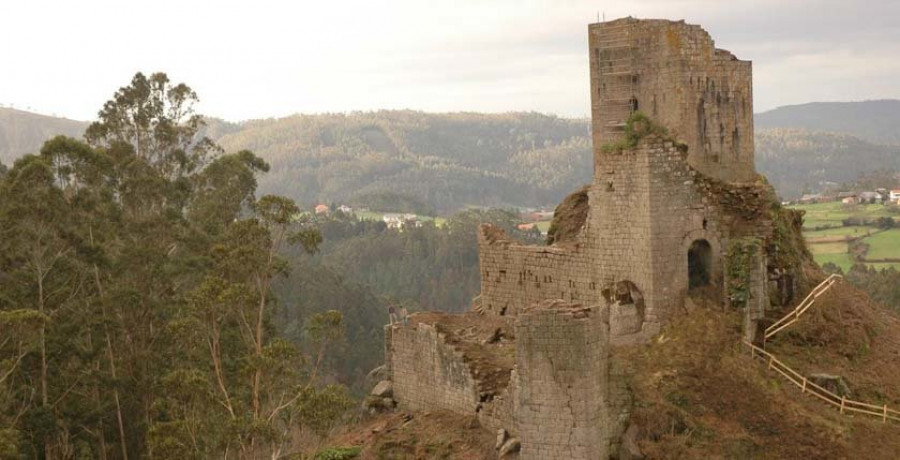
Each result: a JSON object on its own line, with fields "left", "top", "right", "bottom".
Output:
{"left": 726, "top": 238, "right": 761, "bottom": 308}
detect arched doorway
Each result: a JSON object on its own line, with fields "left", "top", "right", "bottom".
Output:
{"left": 688, "top": 239, "right": 712, "bottom": 290}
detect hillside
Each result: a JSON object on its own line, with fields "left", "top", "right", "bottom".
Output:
{"left": 756, "top": 100, "right": 900, "bottom": 145}
{"left": 755, "top": 128, "right": 900, "bottom": 199}
{"left": 0, "top": 107, "right": 86, "bottom": 165}
{"left": 3, "top": 106, "right": 900, "bottom": 207}
{"left": 214, "top": 111, "right": 593, "bottom": 213}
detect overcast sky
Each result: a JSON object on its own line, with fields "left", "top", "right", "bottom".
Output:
{"left": 2, "top": 0, "right": 899, "bottom": 122}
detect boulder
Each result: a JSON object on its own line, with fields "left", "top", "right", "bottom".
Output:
{"left": 619, "top": 423, "right": 645, "bottom": 460}
{"left": 362, "top": 395, "right": 395, "bottom": 414}
{"left": 809, "top": 373, "right": 851, "bottom": 397}
{"left": 366, "top": 364, "right": 389, "bottom": 383}
{"left": 495, "top": 428, "right": 508, "bottom": 450}
{"left": 371, "top": 380, "right": 393, "bottom": 398}
{"left": 498, "top": 438, "right": 520, "bottom": 457}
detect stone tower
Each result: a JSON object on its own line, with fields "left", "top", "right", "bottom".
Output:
{"left": 476, "top": 17, "right": 768, "bottom": 341}
{"left": 589, "top": 18, "right": 755, "bottom": 183}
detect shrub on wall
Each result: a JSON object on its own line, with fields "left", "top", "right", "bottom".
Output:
{"left": 726, "top": 238, "right": 761, "bottom": 307}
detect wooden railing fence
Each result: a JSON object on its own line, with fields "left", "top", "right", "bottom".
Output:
{"left": 744, "top": 341, "right": 900, "bottom": 423}
{"left": 765, "top": 274, "right": 842, "bottom": 340}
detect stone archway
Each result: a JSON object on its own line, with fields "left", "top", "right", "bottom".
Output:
{"left": 688, "top": 239, "right": 713, "bottom": 290}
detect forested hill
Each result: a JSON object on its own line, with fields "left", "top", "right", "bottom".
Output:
{"left": 3, "top": 105, "right": 900, "bottom": 206}
{"left": 756, "top": 99, "right": 900, "bottom": 145}
{"left": 214, "top": 111, "right": 593, "bottom": 213}
{"left": 0, "top": 108, "right": 86, "bottom": 165}
{"left": 756, "top": 128, "right": 900, "bottom": 199}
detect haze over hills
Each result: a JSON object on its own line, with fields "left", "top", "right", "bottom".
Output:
{"left": 0, "top": 107, "right": 87, "bottom": 165}
{"left": 2, "top": 100, "right": 898, "bottom": 206}
{"left": 755, "top": 100, "right": 900, "bottom": 146}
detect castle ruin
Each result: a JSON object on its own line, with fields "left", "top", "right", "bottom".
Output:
{"left": 380, "top": 17, "right": 782, "bottom": 459}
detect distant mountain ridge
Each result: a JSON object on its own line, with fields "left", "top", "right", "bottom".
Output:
{"left": 0, "top": 108, "right": 87, "bottom": 165}
{"left": 2, "top": 100, "right": 898, "bottom": 206}
{"left": 756, "top": 100, "right": 900, "bottom": 145}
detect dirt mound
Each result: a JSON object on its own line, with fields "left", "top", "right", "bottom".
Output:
{"left": 326, "top": 411, "right": 496, "bottom": 460}
{"left": 621, "top": 306, "right": 900, "bottom": 459}
{"left": 767, "top": 271, "right": 900, "bottom": 406}
{"left": 546, "top": 185, "right": 589, "bottom": 245}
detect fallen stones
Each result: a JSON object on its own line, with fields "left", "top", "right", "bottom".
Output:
{"left": 371, "top": 380, "right": 393, "bottom": 398}
{"left": 619, "top": 423, "right": 645, "bottom": 460}
{"left": 498, "top": 437, "right": 520, "bottom": 457}
{"left": 496, "top": 428, "right": 507, "bottom": 450}
{"left": 363, "top": 380, "right": 396, "bottom": 414}
{"left": 809, "top": 373, "right": 852, "bottom": 397}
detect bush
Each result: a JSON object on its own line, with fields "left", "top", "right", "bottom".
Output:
{"left": 600, "top": 112, "right": 674, "bottom": 153}
{"left": 314, "top": 446, "right": 362, "bottom": 460}
{"left": 875, "top": 216, "right": 896, "bottom": 229}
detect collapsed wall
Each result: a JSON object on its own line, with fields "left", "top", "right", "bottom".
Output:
{"left": 387, "top": 322, "right": 481, "bottom": 414}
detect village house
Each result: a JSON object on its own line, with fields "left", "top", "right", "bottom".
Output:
{"left": 858, "top": 191, "right": 884, "bottom": 204}
{"left": 382, "top": 213, "right": 421, "bottom": 230}
{"left": 799, "top": 193, "right": 824, "bottom": 204}
{"left": 890, "top": 189, "right": 900, "bottom": 203}
{"left": 314, "top": 204, "right": 329, "bottom": 215}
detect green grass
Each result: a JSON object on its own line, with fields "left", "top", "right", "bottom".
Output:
{"left": 792, "top": 203, "right": 900, "bottom": 270}
{"left": 803, "top": 226, "right": 872, "bottom": 239}
{"left": 813, "top": 253, "right": 856, "bottom": 272}
{"left": 791, "top": 202, "right": 897, "bottom": 230}
{"left": 808, "top": 242, "right": 848, "bottom": 255}
{"left": 535, "top": 221, "right": 551, "bottom": 232}
{"left": 862, "top": 229, "right": 900, "bottom": 261}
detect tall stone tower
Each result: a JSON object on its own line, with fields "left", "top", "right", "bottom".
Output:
{"left": 588, "top": 18, "right": 755, "bottom": 183}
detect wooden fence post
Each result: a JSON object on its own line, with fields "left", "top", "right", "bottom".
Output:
{"left": 884, "top": 405, "right": 888, "bottom": 423}
{"left": 801, "top": 377, "right": 807, "bottom": 394}
{"left": 840, "top": 396, "right": 846, "bottom": 414}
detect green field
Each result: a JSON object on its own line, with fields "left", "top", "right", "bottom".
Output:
{"left": 812, "top": 253, "right": 856, "bottom": 272}
{"left": 535, "top": 221, "right": 551, "bottom": 232}
{"left": 793, "top": 202, "right": 896, "bottom": 229}
{"left": 803, "top": 226, "right": 872, "bottom": 239}
{"left": 863, "top": 229, "right": 900, "bottom": 261}
{"left": 791, "top": 202, "right": 900, "bottom": 271}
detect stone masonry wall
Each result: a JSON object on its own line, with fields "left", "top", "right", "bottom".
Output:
{"left": 515, "top": 303, "right": 609, "bottom": 460}
{"left": 477, "top": 235, "right": 600, "bottom": 317}
{"left": 388, "top": 323, "right": 480, "bottom": 414}
{"left": 589, "top": 18, "right": 755, "bottom": 184}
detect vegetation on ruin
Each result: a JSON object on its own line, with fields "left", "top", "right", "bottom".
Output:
{"left": 725, "top": 238, "right": 761, "bottom": 306}
{"left": 600, "top": 111, "right": 678, "bottom": 153}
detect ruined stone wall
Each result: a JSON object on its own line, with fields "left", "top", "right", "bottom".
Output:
{"left": 589, "top": 18, "right": 755, "bottom": 183}
{"left": 388, "top": 323, "right": 480, "bottom": 414}
{"left": 477, "top": 235, "right": 600, "bottom": 317}
{"left": 514, "top": 304, "right": 609, "bottom": 460}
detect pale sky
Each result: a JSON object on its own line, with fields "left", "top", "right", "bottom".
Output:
{"left": 2, "top": 0, "right": 899, "bottom": 122}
